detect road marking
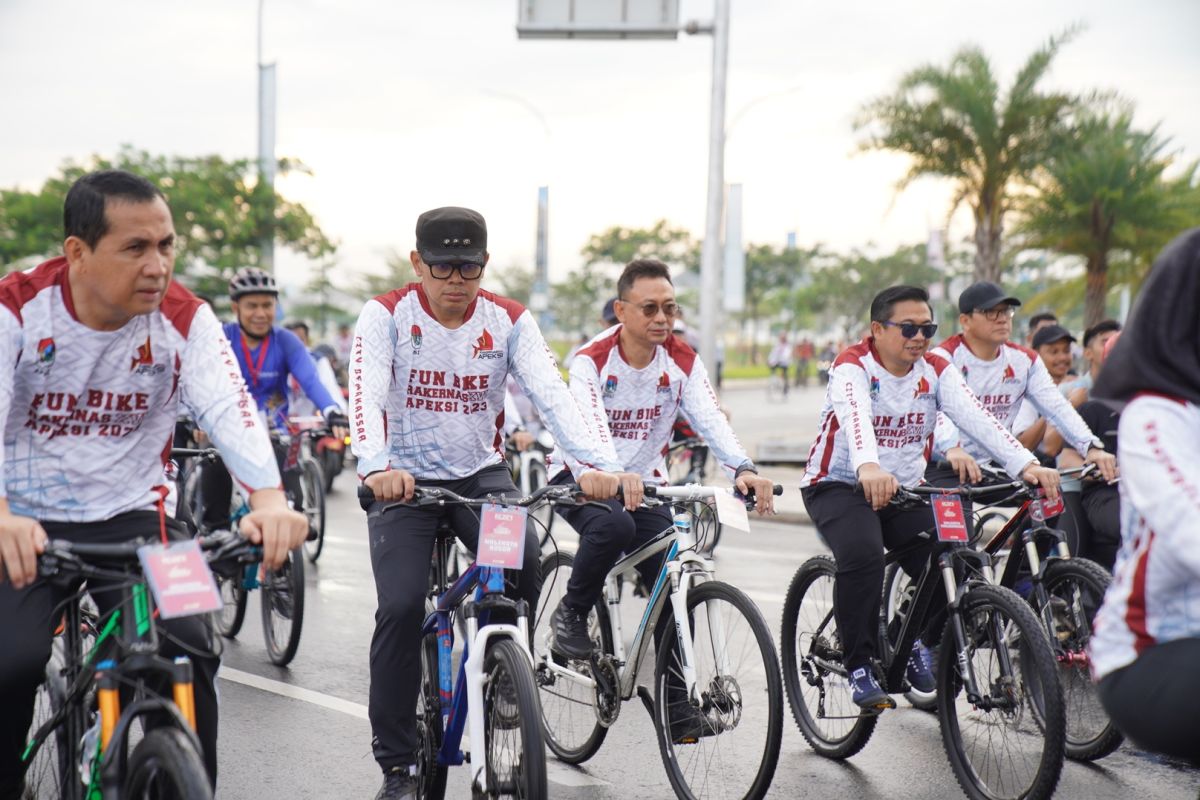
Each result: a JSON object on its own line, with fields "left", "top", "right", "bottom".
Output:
{"left": 218, "top": 667, "right": 612, "bottom": 788}
{"left": 218, "top": 666, "right": 370, "bottom": 720}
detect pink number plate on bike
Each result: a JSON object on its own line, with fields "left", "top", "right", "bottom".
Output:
{"left": 476, "top": 504, "right": 528, "bottom": 569}
{"left": 932, "top": 496, "right": 970, "bottom": 542}
{"left": 136, "top": 540, "right": 223, "bottom": 619}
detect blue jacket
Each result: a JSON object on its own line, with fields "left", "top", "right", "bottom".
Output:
{"left": 223, "top": 322, "right": 339, "bottom": 429}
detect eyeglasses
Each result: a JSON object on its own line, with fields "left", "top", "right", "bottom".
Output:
{"left": 620, "top": 300, "right": 679, "bottom": 319}
{"left": 880, "top": 320, "right": 938, "bottom": 339}
{"left": 428, "top": 262, "right": 484, "bottom": 280}
{"left": 974, "top": 305, "right": 1017, "bottom": 322}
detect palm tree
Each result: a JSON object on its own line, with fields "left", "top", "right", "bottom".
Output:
{"left": 1016, "top": 109, "right": 1199, "bottom": 326}
{"left": 856, "top": 28, "right": 1081, "bottom": 283}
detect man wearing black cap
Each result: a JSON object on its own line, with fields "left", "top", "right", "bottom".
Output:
{"left": 930, "top": 281, "right": 1117, "bottom": 485}
{"left": 352, "top": 206, "right": 632, "bottom": 800}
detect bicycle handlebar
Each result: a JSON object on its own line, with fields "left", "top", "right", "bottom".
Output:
{"left": 38, "top": 529, "right": 261, "bottom": 580}
{"left": 357, "top": 482, "right": 602, "bottom": 514}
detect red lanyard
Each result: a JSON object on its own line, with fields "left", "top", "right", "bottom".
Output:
{"left": 239, "top": 333, "right": 270, "bottom": 389}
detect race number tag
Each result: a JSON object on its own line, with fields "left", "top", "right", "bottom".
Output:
{"left": 136, "top": 540, "right": 222, "bottom": 619}
{"left": 476, "top": 504, "right": 528, "bottom": 570}
{"left": 1032, "top": 490, "right": 1065, "bottom": 522}
{"left": 932, "top": 496, "right": 970, "bottom": 543}
{"left": 713, "top": 489, "right": 751, "bottom": 532}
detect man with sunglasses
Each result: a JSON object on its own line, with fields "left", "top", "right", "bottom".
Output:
{"left": 800, "top": 285, "right": 1059, "bottom": 709}
{"left": 352, "top": 206, "right": 626, "bottom": 800}
{"left": 545, "top": 260, "right": 778, "bottom": 687}
{"left": 929, "top": 281, "right": 1117, "bottom": 485}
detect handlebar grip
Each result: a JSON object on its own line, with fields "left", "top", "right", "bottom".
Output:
{"left": 772, "top": 484, "right": 784, "bottom": 496}
{"left": 357, "top": 484, "right": 376, "bottom": 511}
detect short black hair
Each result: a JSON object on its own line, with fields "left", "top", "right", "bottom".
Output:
{"left": 63, "top": 170, "right": 164, "bottom": 249}
{"left": 869, "top": 285, "right": 930, "bottom": 323}
{"left": 1028, "top": 311, "right": 1058, "bottom": 332}
{"left": 1083, "top": 319, "right": 1121, "bottom": 347}
{"left": 617, "top": 259, "right": 672, "bottom": 300}
{"left": 285, "top": 320, "right": 310, "bottom": 336}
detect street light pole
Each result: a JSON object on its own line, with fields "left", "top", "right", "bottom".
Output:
{"left": 696, "top": 0, "right": 730, "bottom": 373}
{"left": 257, "top": 0, "right": 277, "bottom": 275}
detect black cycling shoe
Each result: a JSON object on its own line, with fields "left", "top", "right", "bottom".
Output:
{"left": 306, "top": 524, "right": 319, "bottom": 542}
{"left": 374, "top": 768, "right": 418, "bottom": 800}
{"left": 668, "top": 702, "right": 716, "bottom": 745}
{"left": 550, "top": 601, "right": 592, "bottom": 660}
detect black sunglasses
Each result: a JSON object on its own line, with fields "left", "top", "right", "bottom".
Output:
{"left": 428, "top": 262, "right": 484, "bottom": 280}
{"left": 881, "top": 320, "right": 938, "bottom": 339}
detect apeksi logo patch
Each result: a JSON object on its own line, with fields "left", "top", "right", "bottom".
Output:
{"left": 656, "top": 371, "right": 672, "bottom": 394}
{"left": 34, "top": 338, "right": 55, "bottom": 375}
{"left": 131, "top": 336, "right": 166, "bottom": 375}
{"left": 472, "top": 328, "right": 503, "bottom": 360}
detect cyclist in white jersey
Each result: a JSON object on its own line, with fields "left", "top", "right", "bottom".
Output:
{"left": 799, "top": 285, "right": 1060, "bottom": 709}
{"left": 0, "top": 170, "right": 307, "bottom": 796}
{"left": 352, "top": 206, "right": 627, "bottom": 800}
{"left": 545, "top": 259, "right": 777, "bottom": 670}
{"left": 1090, "top": 227, "right": 1200, "bottom": 766}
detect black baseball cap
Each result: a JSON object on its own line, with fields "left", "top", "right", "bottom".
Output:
{"left": 1031, "top": 324, "right": 1076, "bottom": 349}
{"left": 415, "top": 206, "right": 487, "bottom": 265}
{"left": 958, "top": 281, "right": 1022, "bottom": 314}
{"left": 1082, "top": 319, "right": 1121, "bottom": 347}
{"left": 602, "top": 297, "right": 618, "bottom": 325}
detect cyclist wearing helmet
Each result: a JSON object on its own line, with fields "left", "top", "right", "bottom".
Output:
{"left": 196, "top": 268, "right": 348, "bottom": 531}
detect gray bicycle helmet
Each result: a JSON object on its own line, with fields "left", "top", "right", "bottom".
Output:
{"left": 228, "top": 267, "right": 278, "bottom": 300}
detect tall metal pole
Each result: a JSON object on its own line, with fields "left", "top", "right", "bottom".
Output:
{"left": 697, "top": 0, "right": 729, "bottom": 372}
{"left": 532, "top": 186, "right": 550, "bottom": 330}
{"left": 257, "top": 0, "right": 277, "bottom": 275}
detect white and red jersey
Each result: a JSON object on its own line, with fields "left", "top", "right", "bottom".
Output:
{"left": 801, "top": 338, "right": 1035, "bottom": 489}
{"left": 551, "top": 327, "right": 752, "bottom": 483}
{"left": 350, "top": 285, "right": 620, "bottom": 481}
{"left": 0, "top": 258, "right": 280, "bottom": 523}
{"left": 930, "top": 335, "right": 1098, "bottom": 463}
{"left": 1091, "top": 395, "right": 1200, "bottom": 679}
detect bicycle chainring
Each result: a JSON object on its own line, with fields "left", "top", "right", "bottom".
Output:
{"left": 590, "top": 654, "right": 621, "bottom": 728}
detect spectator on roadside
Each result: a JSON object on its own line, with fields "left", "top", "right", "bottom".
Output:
{"left": 767, "top": 333, "right": 790, "bottom": 396}
{"left": 1063, "top": 320, "right": 1121, "bottom": 405}
{"left": 1025, "top": 311, "right": 1058, "bottom": 346}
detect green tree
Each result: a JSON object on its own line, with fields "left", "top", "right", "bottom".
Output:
{"left": 0, "top": 146, "right": 336, "bottom": 296}
{"left": 1016, "top": 109, "right": 1200, "bottom": 326}
{"left": 856, "top": 28, "right": 1081, "bottom": 283}
{"left": 737, "top": 244, "right": 813, "bottom": 361}
{"left": 354, "top": 250, "right": 413, "bottom": 300}
{"left": 488, "top": 262, "right": 535, "bottom": 306}
{"left": 580, "top": 220, "right": 698, "bottom": 270}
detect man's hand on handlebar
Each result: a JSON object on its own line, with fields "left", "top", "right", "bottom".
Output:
{"left": 945, "top": 447, "right": 982, "bottom": 485}
{"left": 242, "top": 488, "right": 308, "bottom": 570}
{"left": 1020, "top": 463, "right": 1061, "bottom": 500}
{"left": 324, "top": 410, "right": 350, "bottom": 443}
{"left": 0, "top": 502, "right": 47, "bottom": 589}
{"left": 614, "top": 472, "right": 645, "bottom": 511}
{"left": 509, "top": 431, "right": 535, "bottom": 452}
{"left": 577, "top": 470, "right": 621, "bottom": 504}
{"left": 857, "top": 463, "right": 900, "bottom": 511}
{"left": 1085, "top": 447, "right": 1119, "bottom": 483}
{"left": 365, "top": 469, "right": 416, "bottom": 503}
{"left": 736, "top": 472, "right": 777, "bottom": 515}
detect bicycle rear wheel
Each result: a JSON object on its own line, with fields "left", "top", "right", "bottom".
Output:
{"left": 781, "top": 556, "right": 877, "bottom": 759}
{"left": 1037, "top": 558, "right": 1122, "bottom": 760}
{"left": 483, "top": 638, "right": 548, "bottom": 799}
{"left": 531, "top": 551, "right": 612, "bottom": 764}
{"left": 261, "top": 548, "right": 305, "bottom": 666}
{"left": 299, "top": 457, "right": 326, "bottom": 563}
{"left": 123, "top": 727, "right": 213, "bottom": 799}
{"left": 881, "top": 563, "right": 936, "bottom": 712}
{"left": 938, "top": 583, "right": 1065, "bottom": 800}
{"left": 214, "top": 568, "right": 248, "bottom": 638}
{"left": 654, "top": 580, "right": 782, "bottom": 800}
{"left": 25, "top": 641, "right": 69, "bottom": 799}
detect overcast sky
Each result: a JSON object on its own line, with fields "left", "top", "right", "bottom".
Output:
{"left": 1, "top": 0, "right": 1196, "bottom": 293}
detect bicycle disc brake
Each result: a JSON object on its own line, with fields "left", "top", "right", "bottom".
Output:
{"left": 590, "top": 653, "right": 621, "bottom": 728}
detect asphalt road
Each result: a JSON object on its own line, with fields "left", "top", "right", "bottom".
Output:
{"left": 213, "top": 384, "right": 1198, "bottom": 799}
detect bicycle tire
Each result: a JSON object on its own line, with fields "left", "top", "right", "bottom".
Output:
{"left": 25, "top": 643, "right": 70, "bottom": 799}
{"left": 214, "top": 569, "right": 248, "bottom": 638}
{"left": 532, "top": 551, "right": 612, "bottom": 764}
{"left": 780, "top": 556, "right": 877, "bottom": 759}
{"left": 300, "top": 458, "right": 327, "bottom": 563}
{"left": 938, "top": 582, "right": 1065, "bottom": 800}
{"left": 654, "top": 580, "right": 782, "bottom": 800}
{"left": 418, "top": 632, "right": 448, "bottom": 800}
{"left": 881, "top": 563, "right": 937, "bottom": 712}
{"left": 123, "top": 727, "right": 213, "bottom": 800}
{"left": 1037, "top": 558, "right": 1123, "bottom": 761}
{"left": 261, "top": 547, "right": 305, "bottom": 666}
{"left": 483, "top": 638, "right": 548, "bottom": 799}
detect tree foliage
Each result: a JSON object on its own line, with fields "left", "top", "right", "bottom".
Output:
{"left": 856, "top": 28, "right": 1081, "bottom": 283}
{"left": 0, "top": 146, "right": 337, "bottom": 296}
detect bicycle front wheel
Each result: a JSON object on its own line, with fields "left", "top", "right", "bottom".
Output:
{"left": 938, "top": 583, "right": 1065, "bottom": 800}
{"left": 300, "top": 458, "right": 326, "bottom": 563}
{"left": 25, "top": 642, "right": 69, "bottom": 798}
{"left": 1037, "top": 558, "right": 1122, "bottom": 760}
{"left": 123, "top": 727, "right": 213, "bottom": 799}
{"left": 261, "top": 548, "right": 305, "bottom": 666}
{"left": 654, "top": 580, "right": 783, "bottom": 800}
{"left": 417, "top": 631, "right": 448, "bottom": 800}
{"left": 483, "top": 638, "right": 548, "bottom": 799}
{"left": 214, "top": 569, "right": 248, "bottom": 638}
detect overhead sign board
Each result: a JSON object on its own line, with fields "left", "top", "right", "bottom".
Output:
{"left": 517, "top": 0, "right": 681, "bottom": 39}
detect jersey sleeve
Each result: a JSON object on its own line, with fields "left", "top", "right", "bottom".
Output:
{"left": 1024, "top": 359, "right": 1097, "bottom": 455}
{"left": 507, "top": 313, "right": 620, "bottom": 474}
{"left": 316, "top": 358, "right": 346, "bottom": 413}
{"left": 1119, "top": 399, "right": 1200, "bottom": 579}
{"left": 936, "top": 365, "right": 1034, "bottom": 479}
{"left": 502, "top": 390, "right": 524, "bottom": 436}
{"left": 679, "top": 357, "right": 753, "bottom": 477}
{"left": 0, "top": 308, "right": 23, "bottom": 499}
{"left": 932, "top": 412, "right": 962, "bottom": 460}
{"left": 350, "top": 299, "right": 397, "bottom": 478}
{"left": 828, "top": 360, "right": 879, "bottom": 474}
{"left": 180, "top": 306, "right": 281, "bottom": 493}
{"left": 280, "top": 329, "right": 339, "bottom": 414}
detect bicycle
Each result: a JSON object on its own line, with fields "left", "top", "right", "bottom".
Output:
{"left": 172, "top": 447, "right": 306, "bottom": 666}
{"left": 884, "top": 464, "right": 1121, "bottom": 760}
{"left": 782, "top": 483, "right": 1066, "bottom": 800}
{"left": 357, "top": 482, "right": 587, "bottom": 800}
{"left": 533, "top": 482, "right": 785, "bottom": 800}
{"left": 21, "top": 529, "right": 260, "bottom": 800}
{"left": 504, "top": 429, "right": 555, "bottom": 548}
{"left": 663, "top": 436, "right": 724, "bottom": 556}
{"left": 283, "top": 415, "right": 330, "bottom": 563}
{"left": 765, "top": 369, "right": 787, "bottom": 404}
